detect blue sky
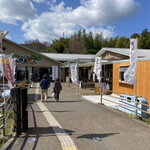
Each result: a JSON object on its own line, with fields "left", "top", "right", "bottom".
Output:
{"left": 0, "top": 0, "right": 149, "bottom": 44}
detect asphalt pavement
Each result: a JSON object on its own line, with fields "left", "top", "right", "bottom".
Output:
{"left": 2, "top": 83, "right": 150, "bottom": 150}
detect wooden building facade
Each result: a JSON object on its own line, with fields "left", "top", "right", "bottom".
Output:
{"left": 97, "top": 48, "right": 150, "bottom": 105}
{"left": 1, "top": 38, "right": 60, "bottom": 82}
{"left": 113, "top": 59, "right": 150, "bottom": 105}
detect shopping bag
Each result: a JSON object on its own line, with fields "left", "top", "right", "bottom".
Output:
{"left": 51, "top": 92, "right": 55, "bottom": 98}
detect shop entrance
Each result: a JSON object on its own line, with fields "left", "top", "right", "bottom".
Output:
{"left": 102, "top": 64, "right": 113, "bottom": 90}
{"left": 39, "top": 68, "right": 49, "bottom": 81}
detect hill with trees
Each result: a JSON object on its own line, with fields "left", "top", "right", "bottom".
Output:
{"left": 22, "top": 28, "right": 150, "bottom": 54}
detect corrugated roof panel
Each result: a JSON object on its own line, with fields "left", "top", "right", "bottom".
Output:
{"left": 96, "top": 47, "right": 150, "bottom": 58}
{"left": 41, "top": 53, "right": 95, "bottom": 61}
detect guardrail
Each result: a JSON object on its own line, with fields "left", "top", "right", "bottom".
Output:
{"left": 100, "top": 90, "right": 150, "bottom": 117}
{"left": 0, "top": 96, "right": 13, "bottom": 136}
{"left": 65, "top": 82, "right": 150, "bottom": 118}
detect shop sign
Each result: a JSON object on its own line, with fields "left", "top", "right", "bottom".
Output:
{"left": 52, "top": 66, "right": 58, "bottom": 81}
{"left": 12, "top": 54, "right": 41, "bottom": 64}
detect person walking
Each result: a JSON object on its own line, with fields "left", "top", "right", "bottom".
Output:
{"left": 29, "top": 73, "right": 34, "bottom": 88}
{"left": 40, "top": 74, "right": 50, "bottom": 102}
{"left": 53, "top": 79, "right": 62, "bottom": 101}
{"left": 100, "top": 77, "right": 106, "bottom": 94}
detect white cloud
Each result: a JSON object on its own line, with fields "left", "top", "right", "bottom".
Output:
{"left": 0, "top": 0, "right": 37, "bottom": 25}
{"left": 22, "top": 0, "right": 141, "bottom": 42}
{"left": 32, "top": 0, "right": 56, "bottom": 4}
{"left": 51, "top": 0, "right": 56, "bottom": 3}
{"left": 85, "top": 26, "right": 116, "bottom": 39}
{"left": 71, "top": 0, "right": 141, "bottom": 26}
{"left": 32, "top": 0, "right": 46, "bottom": 3}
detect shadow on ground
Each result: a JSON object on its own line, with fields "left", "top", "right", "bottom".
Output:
{"left": 76, "top": 133, "right": 120, "bottom": 140}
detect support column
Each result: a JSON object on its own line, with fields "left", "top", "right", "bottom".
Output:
{"left": 63, "top": 67, "right": 65, "bottom": 84}
{"left": 69, "top": 62, "right": 70, "bottom": 88}
{"left": 77, "top": 59, "right": 79, "bottom": 96}
{"left": 59, "top": 64, "right": 61, "bottom": 82}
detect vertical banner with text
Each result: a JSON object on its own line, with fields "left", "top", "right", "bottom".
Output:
{"left": 124, "top": 39, "right": 137, "bottom": 85}
{"left": 0, "top": 56, "right": 14, "bottom": 86}
{"left": 70, "top": 63, "right": 78, "bottom": 84}
{"left": 93, "top": 57, "right": 101, "bottom": 82}
{"left": 52, "top": 66, "right": 58, "bottom": 81}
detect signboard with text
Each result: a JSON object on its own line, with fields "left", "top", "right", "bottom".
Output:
{"left": 52, "top": 66, "right": 58, "bottom": 81}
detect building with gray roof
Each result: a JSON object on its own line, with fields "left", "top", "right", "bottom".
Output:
{"left": 42, "top": 53, "right": 94, "bottom": 63}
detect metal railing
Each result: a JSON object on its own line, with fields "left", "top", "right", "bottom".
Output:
{"left": 0, "top": 95, "right": 13, "bottom": 136}
{"left": 100, "top": 90, "right": 150, "bottom": 117}
{"left": 65, "top": 82, "right": 150, "bottom": 118}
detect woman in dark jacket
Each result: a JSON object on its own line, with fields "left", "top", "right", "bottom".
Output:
{"left": 53, "top": 79, "right": 62, "bottom": 101}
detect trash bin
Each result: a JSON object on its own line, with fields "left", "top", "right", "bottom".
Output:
{"left": 120, "top": 94, "right": 129, "bottom": 100}
{"left": 119, "top": 94, "right": 129, "bottom": 112}
{"left": 119, "top": 94, "right": 136, "bottom": 114}
{"left": 137, "top": 98, "right": 148, "bottom": 118}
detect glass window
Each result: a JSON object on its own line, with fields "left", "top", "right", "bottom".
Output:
{"left": 119, "top": 66, "right": 129, "bottom": 82}
{"left": 16, "top": 67, "right": 26, "bottom": 81}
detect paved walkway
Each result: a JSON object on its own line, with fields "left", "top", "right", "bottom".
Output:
{"left": 82, "top": 94, "right": 119, "bottom": 109}
{"left": 2, "top": 83, "right": 150, "bottom": 150}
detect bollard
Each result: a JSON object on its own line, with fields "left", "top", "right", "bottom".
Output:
{"left": 20, "top": 88, "right": 28, "bottom": 132}
{"left": 11, "top": 88, "right": 21, "bottom": 137}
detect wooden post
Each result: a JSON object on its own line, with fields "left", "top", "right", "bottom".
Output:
{"left": 63, "top": 67, "right": 65, "bottom": 84}
{"left": 59, "top": 64, "right": 61, "bottom": 82}
{"left": 69, "top": 62, "right": 70, "bottom": 89}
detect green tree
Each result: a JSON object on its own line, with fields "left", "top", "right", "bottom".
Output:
{"left": 130, "top": 33, "right": 140, "bottom": 39}
{"left": 116, "top": 36, "right": 129, "bottom": 48}
{"left": 138, "top": 28, "right": 150, "bottom": 49}
{"left": 106, "top": 36, "right": 119, "bottom": 48}
{"left": 93, "top": 33, "right": 103, "bottom": 51}
{"left": 86, "top": 32, "right": 94, "bottom": 51}
{"left": 81, "top": 29, "right": 87, "bottom": 50}
{"left": 69, "top": 33, "right": 84, "bottom": 54}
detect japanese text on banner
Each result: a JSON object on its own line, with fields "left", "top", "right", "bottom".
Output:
{"left": 124, "top": 39, "right": 137, "bottom": 85}
{"left": 70, "top": 63, "right": 78, "bottom": 84}
{"left": 93, "top": 57, "right": 101, "bottom": 82}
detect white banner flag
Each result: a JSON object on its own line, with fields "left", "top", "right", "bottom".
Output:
{"left": 70, "top": 63, "right": 78, "bottom": 84}
{"left": 52, "top": 66, "right": 58, "bottom": 81}
{"left": 124, "top": 39, "right": 137, "bottom": 85}
{"left": 93, "top": 57, "right": 101, "bottom": 82}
